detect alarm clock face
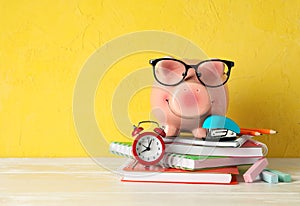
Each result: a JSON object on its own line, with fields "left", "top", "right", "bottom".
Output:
{"left": 132, "top": 132, "right": 165, "bottom": 166}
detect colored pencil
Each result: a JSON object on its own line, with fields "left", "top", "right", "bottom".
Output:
{"left": 241, "top": 128, "right": 277, "bottom": 135}
{"left": 239, "top": 129, "right": 261, "bottom": 136}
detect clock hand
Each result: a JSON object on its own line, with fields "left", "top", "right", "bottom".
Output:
{"left": 141, "top": 147, "right": 149, "bottom": 153}
{"left": 148, "top": 139, "right": 153, "bottom": 148}
{"left": 141, "top": 140, "right": 152, "bottom": 153}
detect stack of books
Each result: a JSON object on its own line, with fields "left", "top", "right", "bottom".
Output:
{"left": 110, "top": 134, "right": 269, "bottom": 184}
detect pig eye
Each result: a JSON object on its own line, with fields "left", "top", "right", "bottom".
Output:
{"left": 196, "top": 72, "right": 202, "bottom": 77}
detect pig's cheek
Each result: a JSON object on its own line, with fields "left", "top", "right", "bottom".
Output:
{"left": 171, "top": 93, "right": 200, "bottom": 115}
{"left": 170, "top": 87, "right": 211, "bottom": 116}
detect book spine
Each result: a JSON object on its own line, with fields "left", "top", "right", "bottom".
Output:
{"left": 109, "top": 143, "right": 193, "bottom": 170}
{"left": 109, "top": 142, "right": 133, "bottom": 158}
{"left": 163, "top": 156, "right": 261, "bottom": 171}
{"left": 161, "top": 153, "right": 194, "bottom": 170}
{"left": 165, "top": 144, "right": 263, "bottom": 157}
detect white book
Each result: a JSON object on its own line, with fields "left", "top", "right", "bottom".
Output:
{"left": 109, "top": 136, "right": 255, "bottom": 159}
{"left": 121, "top": 170, "right": 233, "bottom": 183}
{"left": 109, "top": 142, "right": 132, "bottom": 158}
{"left": 162, "top": 154, "right": 260, "bottom": 170}
{"left": 165, "top": 144, "right": 263, "bottom": 157}
{"left": 120, "top": 161, "right": 238, "bottom": 184}
{"left": 163, "top": 135, "right": 252, "bottom": 148}
{"left": 109, "top": 141, "right": 264, "bottom": 170}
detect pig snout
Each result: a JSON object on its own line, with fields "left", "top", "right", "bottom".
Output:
{"left": 167, "top": 82, "right": 211, "bottom": 119}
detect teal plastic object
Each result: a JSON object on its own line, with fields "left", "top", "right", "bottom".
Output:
{"left": 202, "top": 115, "right": 240, "bottom": 133}
{"left": 264, "top": 168, "right": 292, "bottom": 182}
{"left": 260, "top": 170, "right": 279, "bottom": 184}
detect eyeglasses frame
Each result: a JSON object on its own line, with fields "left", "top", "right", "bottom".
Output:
{"left": 149, "top": 58, "right": 234, "bottom": 88}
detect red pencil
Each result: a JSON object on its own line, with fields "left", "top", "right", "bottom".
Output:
{"left": 240, "top": 128, "right": 277, "bottom": 135}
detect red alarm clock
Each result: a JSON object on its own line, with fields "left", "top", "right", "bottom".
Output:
{"left": 131, "top": 121, "right": 166, "bottom": 166}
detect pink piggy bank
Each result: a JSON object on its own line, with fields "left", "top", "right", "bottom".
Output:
{"left": 150, "top": 57, "right": 234, "bottom": 138}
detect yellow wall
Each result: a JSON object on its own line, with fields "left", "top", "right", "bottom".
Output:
{"left": 0, "top": 0, "right": 299, "bottom": 157}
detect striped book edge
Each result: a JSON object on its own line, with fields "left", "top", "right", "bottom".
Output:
{"left": 109, "top": 142, "right": 133, "bottom": 158}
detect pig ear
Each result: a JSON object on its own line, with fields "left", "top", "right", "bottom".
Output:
{"left": 211, "top": 61, "right": 225, "bottom": 76}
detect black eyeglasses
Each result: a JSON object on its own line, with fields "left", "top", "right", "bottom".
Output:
{"left": 149, "top": 58, "right": 234, "bottom": 88}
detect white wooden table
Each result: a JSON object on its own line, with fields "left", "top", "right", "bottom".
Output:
{"left": 0, "top": 158, "right": 299, "bottom": 206}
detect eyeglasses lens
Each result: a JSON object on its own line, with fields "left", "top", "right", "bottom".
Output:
{"left": 154, "top": 60, "right": 186, "bottom": 85}
{"left": 197, "top": 61, "right": 229, "bottom": 87}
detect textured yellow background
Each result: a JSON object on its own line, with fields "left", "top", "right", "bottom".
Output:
{"left": 0, "top": 0, "right": 299, "bottom": 157}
